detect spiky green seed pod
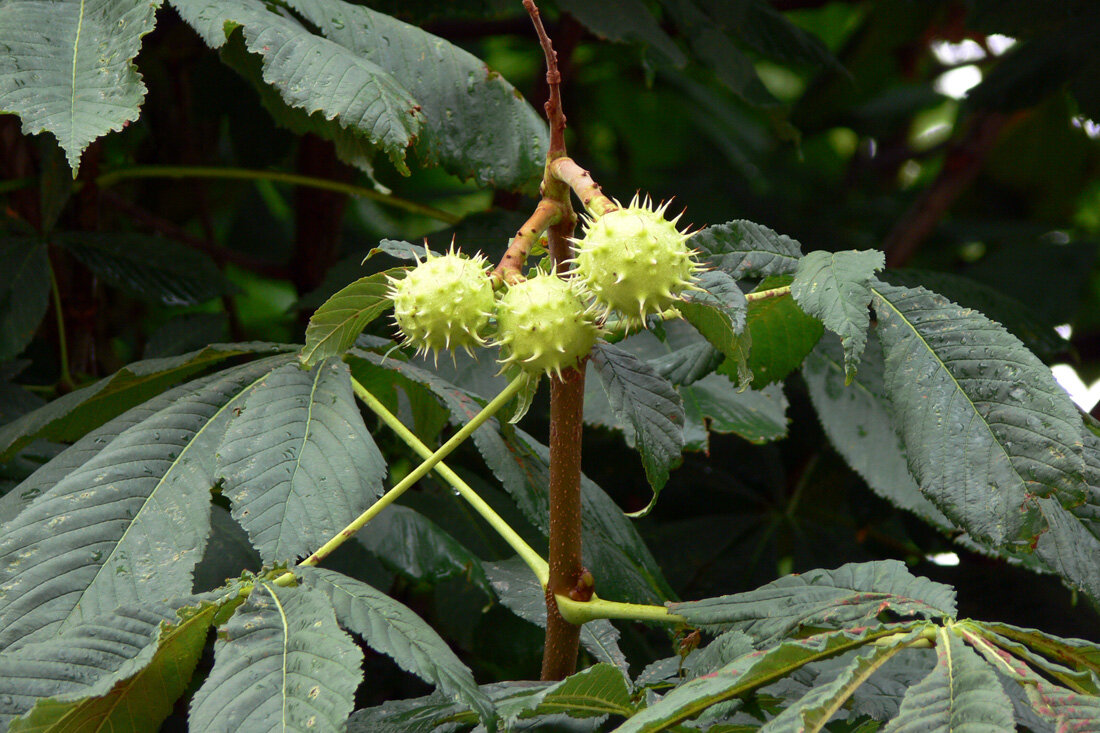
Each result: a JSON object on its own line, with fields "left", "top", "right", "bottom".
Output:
{"left": 495, "top": 271, "right": 599, "bottom": 379}
{"left": 571, "top": 195, "right": 701, "bottom": 326}
{"left": 388, "top": 249, "right": 494, "bottom": 359}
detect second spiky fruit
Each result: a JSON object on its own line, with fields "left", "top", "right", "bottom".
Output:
{"left": 495, "top": 271, "right": 599, "bottom": 378}
{"left": 389, "top": 249, "right": 494, "bottom": 357}
{"left": 572, "top": 196, "right": 700, "bottom": 325}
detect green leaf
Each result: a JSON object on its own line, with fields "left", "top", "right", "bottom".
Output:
{"left": 650, "top": 341, "right": 724, "bottom": 387}
{"left": 680, "top": 269, "right": 749, "bottom": 372}
{"left": 0, "top": 356, "right": 292, "bottom": 649}
{"left": 300, "top": 268, "right": 402, "bottom": 368}
{"left": 669, "top": 560, "right": 956, "bottom": 644}
{"left": 55, "top": 232, "right": 232, "bottom": 306}
{"left": 791, "top": 250, "right": 884, "bottom": 381}
{"left": 170, "top": 0, "right": 420, "bottom": 169}
{"left": 514, "top": 663, "right": 634, "bottom": 720}
{"left": 617, "top": 624, "right": 922, "bottom": 733}
{"left": 729, "top": 0, "right": 843, "bottom": 70}
{"left": 802, "top": 335, "right": 952, "bottom": 529}
{"left": 347, "top": 680, "right": 555, "bottom": 732}
{"left": 189, "top": 581, "right": 363, "bottom": 732}
{"left": 871, "top": 281, "right": 1087, "bottom": 548}
{"left": 0, "top": 342, "right": 294, "bottom": 461}
{"left": 2, "top": 600, "right": 216, "bottom": 731}
{"left": 0, "top": 0, "right": 162, "bottom": 172}
{"left": 0, "top": 237, "right": 50, "bottom": 361}
{"left": 882, "top": 628, "right": 1015, "bottom": 732}
{"left": 287, "top": 0, "right": 549, "bottom": 191}
{"left": 964, "top": 620, "right": 1100, "bottom": 695}
{"left": 682, "top": 374, "right": 788, "bottom": 449}
{"left": 217, "top": 358, "right": 386, "bottom": 562}
{"left": 693, "top": 220, "right": 802, "bottom": 279}
{"left": 1033, "top": 495, "right": 1100, "bottom": 604}
{"left": 299, "top": 566, "right": 495, "bottom": 728}
{"left": 589, "top": 341, "right": 684, "bottom": 514}
{"left": 557, "top": 0, "right": 685, "bottom": 66}
{"left": 485, "top": 557, "right": 629, "bottom": 673}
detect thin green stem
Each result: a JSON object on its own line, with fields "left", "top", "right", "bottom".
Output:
{"left": 556, "top": 593, "right": 687, "bottom": 625}
{"left": 745, "top": 284, "right": 791, "bottom": 302}
{"left": 47, "top": 261, "right": 74, "bottom": 391}
{"left": 94, "top": 165, "right": 461, "bottom": 224}
{"left": 351, "top": 375, "right": 549, "bottom": 585}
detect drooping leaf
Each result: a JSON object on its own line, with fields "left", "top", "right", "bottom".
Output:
{"left": 802, "top": 335, "right": 952, "bottom": 529}
{"left": 300, "top": 268, "right": 402, "bottom": 368}
{"left": 680, "top": 269, "right": 749, "bottom": 369}
{"left": 217, "top": 358, "right": 386, "bottom": 562}
{"left": 0, "top": 237, "right": 50, "bottom": 361}
{"left": 189, "top": 581, "right": 363, "bottom": 732}
{"left": 0, "top": 342, "right": 294, "bottom": 460}
{"left": 968, "top": 620, "right": 1100, "bottom": 692}
{"left": 617, "top": 624, "right": 922, "bottom": 733}
{"left": 170, "top": 0, "right": 421, "bottom": 169}
{"left": 556, "top": 0, "right": 685, "bottom": 66}
{"left": 299, "top": 566, "right": 495, "bottom": 728}
{"left": 0, "top": 356, "right": 292, "bottom": 649}
{"left": 513, "top": 663, "right": 634, "bottom": 720}
{"left": 882, "top": 628, "right": 1015, "bottom": 732}
{"left": 286, "top": 0, "right": 549, "bottom": 192}
{"left": 589, "top": 341, "right": 684, "bottom": 513}
{"left": 1033, "top": 496, "right": 1100, "bottom": 604}
{"left": 0, "top": 0, "right": 163, "bottom": 172}
{"left": 693, "top": 220, "right": 803, "bottom": 278}
{"left": 791, "top": 249, "right": 884, "bottom": 380}
{"left": 1, "top": 600, "right": 216, "bottom": 731}
{"left": 55, "top": 232, "right": 232, "bottom": 306}
{"left": 871, "top": 281, "right": 1087, "bottom": 549}
{"left": 669, "top": 560, "right": 956, "bottom": 644}
{"left": 484, "top": 557, "right": 629, "bottom": 673}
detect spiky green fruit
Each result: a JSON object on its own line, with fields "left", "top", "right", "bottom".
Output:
{"left": 495, "top": 271, "right": 599, "bottom": 378}
{"left": 572, "top": 196, "right": 701, "bottom": 326}
{"left": 389, "top": 249, "right": 494, "bottom": 358}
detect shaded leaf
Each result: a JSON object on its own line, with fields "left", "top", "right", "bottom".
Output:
{"left": 650, "top": 341, "right": 724, "bottom": 387}
{"left": 791, "top": 249, "right": 884, "bottom": 380}
{"left": 0, "top": 0, "right": 162, "bottom": 172}
{"left": 0, "top": 237, "right": 50, "bottom": 361}
{"left": 300, "top": 268, "right": 402, "bottom": 368}
{"left": 514, "top": 663, "right": 634, "bottom": 720}
{"left": 669, "top": 560, "right": 956, "bottom": 644}
{"left": 217, "top": 358, "right": 386, "bottom": 562}
{"left": 0, "top": 356, "right": 292, "bottom": 649}
{"left": 693, "top": 220, "right": 802, "bottom": 278}
{"left": 682, "top": 374, "right": 788, "bottom": 449}
{"left": 871, "top": 281, "right": 1087, "bottom": 549}
{"left": 883, "top": 628, "right": 1015, "bottom": 732}
{"left": 1033, "top": 496, "right": 1100, "bottom": 604}
{"left": 56, "top": 232, "right": 231, "bottom": 306}
{"left": 144, "top": 313, "right": 231, "bottom": 359}
{"left": 589, "top": 341, "right": 684, "bottom": 513}
{"left": 300, "top": 566, "right": 495, "bottom": 728}
{"left": 680, "top": 269, "right": 749, "bottom": 375}
{"left": 2, "top": 600, "right": 215, "bottom": 731}
{"left": 189, "top": 582, "right": 363, "bottom": 732}
{"left": 557, "top": 0, "right": 685, "bottom": 66}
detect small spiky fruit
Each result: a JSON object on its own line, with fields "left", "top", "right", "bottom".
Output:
{"left": 495, "top": 271, "right": 599, "bottom": 378}
{"left": 572, "top": 195, "right": 701, "bottom": 325}
{"left": 389, "top": 249, "right": 494, "bottom": 358}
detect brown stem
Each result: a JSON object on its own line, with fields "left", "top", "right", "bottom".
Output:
{"left": 493, "top": 198, "right": 563, "bottom": 284}
{"left": 549, "top": 158, "right": 617, "bottom": 216}
{"left": 524, "top": 0, "right": 566, "bottom": 157}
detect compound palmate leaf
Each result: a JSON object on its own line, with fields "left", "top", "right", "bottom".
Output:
{"left": 0, "top": 0, "right": 162, "bottom": 172}
{"left": 0, "top": 600, "right": 215, "bottom": 731}
{"left": 189, "top": 582, "right": 363, "bottom": 732}
{"left": 0, "top": 355, "right": 293, "bottom": 650}
{"left": 217, "top": 358, "right": 386, "bottom": 562}
{"left": 300, "top": 567, "right": 495, "bottom": 727}
{"left": 871, "top": 281, "right": 1087, "bottom": 549}
{"left": 170, "top": 0, "right": 420, "bottom": 169}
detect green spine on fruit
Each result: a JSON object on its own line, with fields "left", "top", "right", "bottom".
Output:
{"left": 495, "top": 270, "right": 599, "bottom": 378}
{"left": 571, "top": 195, "right": 701, "bottom": 326}
{"left": 388, "top": 248, "right": 495, "bottom": 358}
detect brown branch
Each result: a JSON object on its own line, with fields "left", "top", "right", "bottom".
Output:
{"left": 549, "top": 158, "right": 617, "bottom": 217}
{"left": 492, "top": 198, "right": 563, "bottom": 284}
{"left": 524, "top": 0, "right": 566, "bottom": 157}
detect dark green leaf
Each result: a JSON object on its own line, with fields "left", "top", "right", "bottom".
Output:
{"left": 680, "top": 269, "right": 749, "bottom": 372}
{"left": 728, "top": 0, "right": 842, "bottom": 70}
{"left": 650, "top": 341, "right": 724, "bottom": 387}
{"left": 964, "top": 620, "right": 1100, "bottom": 695}
{"left": 883, "top": 628, "right": 1015, "bottom": 732}
{"left": 144, "top": 313, "right": 230, "bottom": 359}
{"left": 189, "top": 582, "right": 363, "bottom": 732}
{"left": 193, "top": 504, "right": 262, "bottom": 594}
{"left": 1033, "top": 496, "right": 1100, "bottom": 604}
{"left": 0, "top": 356, "right": 291, "bottom": 649}
{"left": 791, "top": 249, "right": 884, "bottom": 380}
{"left": 589, "top": 341, "right": 684, "bottom": 513}
{"left": 871, "top": 281, "right": 1087, "bottom": 548}
{"left": 0, "top": 0, "right": 161, "bottom": 172}
{"left": 513, "top": 663, "right": 634, "bottom": 720}
{"left": 0, "top": 237, "right": 50, "bottom": 361}
{"left": 693, "top": 220, "right": 802, "bottom": 278}
{"left": 682, "top": 374, "right": 788, "bottom": 448}
{"left": 300, "top": 566, "right": 495, "bottom": 728}
{"left": 300, "top": 268, "right": 402, "bottom": 368}
{"left": 56, "top": 232, "right": 232, "bottom": 306}
{"left": 217, "top": 358, "right": 386, "bottom": 561}
{"left": 287, "top": 0, "right": 549, "bottom": 192}
{"left": 720, "top": 279, "right": 823, "bottom": 387}
{"left": 556, "top": 0, "right": 686, "bottom": 66}
{"left": 2, "top": 600, "right": 215, "bottom": 731}
{"left": 347, "top": 680, "right": 557, "bottom": 733}
{"left": 670, "top": 560, "right": 956, "bottom": 644}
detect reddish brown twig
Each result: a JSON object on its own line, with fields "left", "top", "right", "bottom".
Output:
{"left": 550, "top": 158, "right": 617, "bottom": 217}
{"left": 492, "top": 198, "right": 563, "bottom": 284}
{"left": 524, "top": 0, "right": 566, "bottom": 157}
